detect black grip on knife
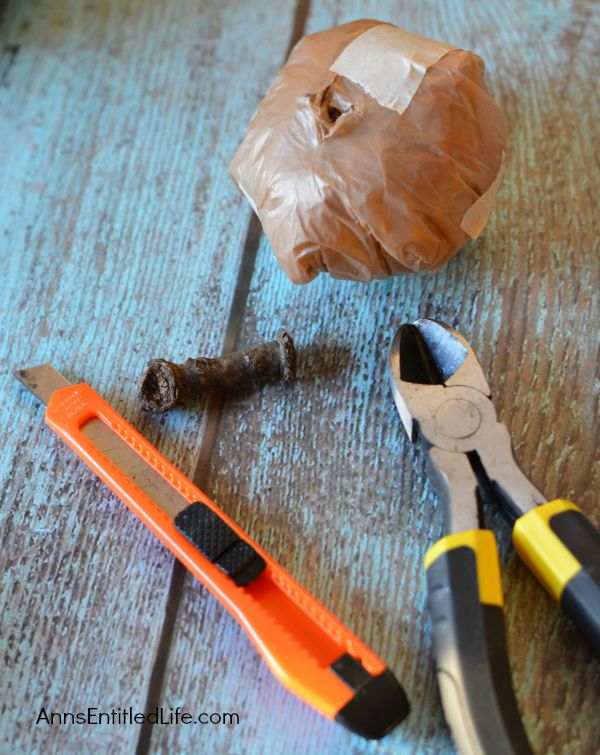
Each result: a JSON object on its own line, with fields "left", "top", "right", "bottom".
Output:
{"left": 174, "top": 502, "right": 265, "bottom": 586}
{"left": 426, "top": 536, "right": 532, "bottom": 755}
{"left": 331, "top": 653, "right": 410, "bottom": 739}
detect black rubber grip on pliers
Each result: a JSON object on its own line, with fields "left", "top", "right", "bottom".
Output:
{"left": 551, "top": 509, "right": 600, "bottom": 654}
{"left": 513, "top": 501, "right": 600, "bottom": 656}
{"left": 426, "top": 542, "right": 533, "bottom": 755}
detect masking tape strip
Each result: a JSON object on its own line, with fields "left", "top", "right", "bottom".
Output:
{"left": 460, "top": 152, "right": 505, "bottom": 239}
{"left": 329, "top": 24, "right": 456, "bottom": 117}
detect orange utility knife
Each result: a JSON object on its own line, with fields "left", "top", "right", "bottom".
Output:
{"left": 14, "top": 364, "right": 409, "bottom": 739}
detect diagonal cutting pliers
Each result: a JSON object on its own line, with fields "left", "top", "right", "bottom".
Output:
{"left": 389, "top": 318, "right": 600, "bottom": 755}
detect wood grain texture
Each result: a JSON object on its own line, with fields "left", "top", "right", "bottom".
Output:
{"left": 0, "top": 0, "right": 296, "bottom": 752}
{"left": 1, "top": 0, "right": 598, "bottom": 754}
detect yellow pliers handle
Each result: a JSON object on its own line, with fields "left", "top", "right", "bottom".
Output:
{"left": 425, "top": 531, "right": 533, "bottom": 755}
{"left": 514, "top": 500, "right": 600, "bottom": 653}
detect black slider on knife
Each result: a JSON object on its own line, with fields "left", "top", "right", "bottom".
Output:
{"left": 174, "top": 502, "right": 266, "bottom": 587}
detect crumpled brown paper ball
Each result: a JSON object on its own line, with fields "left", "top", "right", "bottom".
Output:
{"left": 230, "top": 20, "right": 507, "bottom": 284}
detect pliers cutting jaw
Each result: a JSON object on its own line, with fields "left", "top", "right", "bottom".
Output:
{"left": 389, "top": 317, "right": 490, "bottom": 443}
{"left": 390, "top": 319, "right": 545, "bottom": 531}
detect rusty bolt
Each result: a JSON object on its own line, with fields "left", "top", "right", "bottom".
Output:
{"left": 139, "top": 328, "right": 296, "bottom": 412}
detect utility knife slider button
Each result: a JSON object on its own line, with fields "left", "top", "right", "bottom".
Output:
{"left": 174, "top": 503, "right": 266, "bottom": 586}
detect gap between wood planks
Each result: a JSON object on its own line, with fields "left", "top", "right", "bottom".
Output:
{"left": 135, "top": 2, "right": 310, "bottom": 752}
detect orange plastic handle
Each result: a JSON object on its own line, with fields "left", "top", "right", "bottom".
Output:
{"left": 45, "top": 383, "right": 387, "bottom": 720}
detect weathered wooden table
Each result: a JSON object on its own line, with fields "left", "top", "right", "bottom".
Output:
{"left": 1, "top": 1, "right": 598, "bottom": 753}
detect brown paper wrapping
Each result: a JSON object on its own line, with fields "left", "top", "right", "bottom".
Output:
{"left": 230, "top": 20, "right": 507, "bottom": 283}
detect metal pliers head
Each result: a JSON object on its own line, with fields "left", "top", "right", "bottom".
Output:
{"left": 390, "top": 319, "right": 491, "bottom": 448}
{"left": 390, "top": 319, "right": 544, "bottom": 532}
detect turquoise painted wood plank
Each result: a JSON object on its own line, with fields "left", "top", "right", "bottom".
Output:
{"left": 156, "top": 1, "right": 600, "bottom": 754}
{"left": 0, "top": 0, "right": 298, "bottom": 752}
